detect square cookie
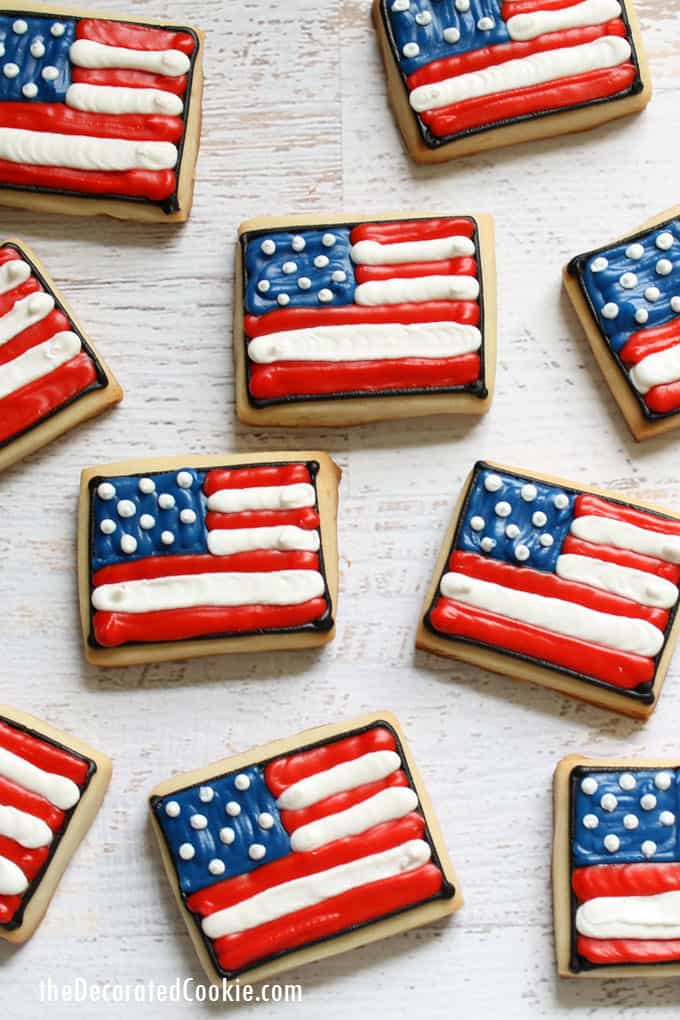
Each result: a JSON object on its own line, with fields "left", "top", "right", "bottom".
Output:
{"left": 0, "top": 239, "right": 122, "bottom": 474}
{"left": 78, "top": 452, "right": 341, "bottom": 666}
{"left": 374, "top": 0, "right": 651, "bottom": 163}
{"left": 0, "top": 705, "right": 111, "bottom": 943}
{"left": 150, "top": 711, "right": 461, "bottom": 985}
{"left": 0, "top": 4, "right": 203, "bottom": 222}
{"left": 235, "top": 212, "right": 496, "bottom": 426}
{"left": 417, "top": 460, "right": 680, "bottom": 718}
{"left": 554, "top": 755, "right": 680, "bottom": 977}
{"left": 565, "top": 206, "right": 680, "bottom": 441}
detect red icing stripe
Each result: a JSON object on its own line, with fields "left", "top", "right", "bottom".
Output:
{"left": 577, "top": 936, "right": 680, "bottom": 965}
{"left": 92, "top": 550, "right": 320, "bottom": 587}
{"left": 354, "top": 257, "right": 477, "bottom": 284}
{"left": 502, "top": 0, "right": 587, "bottom": 16}
{"left": 573, "top": 863, "right": 680, "bottom": 902}
{"left": 203, "top": 464, "right": 311, "bottom": 495}
{"left": 0, "top": 310, "right": 72, "bottom": 368}
{"left": 0, "top": 162, "right": 176, "bottom": 203}
{"left": 280, "top": 770, "right": 410, "bottom": 834}
{"left": 76, "top": 19, "right": 196, "bottom": 55}
{"left": 0, "top": 776, "right": 64, "bottom": 831}
{"left": 248, "top": 354, "right": 482, "bottom": 400}
{"left": 265, "top": 726, "right": 397, "bottom": 798}
{"left": 0, "top": 720, "right": 89, "bottom": 786}
{"left": 205, "top": 508, "right": 320, "bottom": 532}
{"left": 0, "top": 247, "right": 22, "bottom": 267}
{"left": 92, "top": 599, "right": 329, "bottom": 647}
{"left": 244, "top": 301, "right": 480, "bottom": 340}
{"left": 349, "top": 219, "right": 475, "bottom": 244}
{"left": 645, "top": 382, "right": 680, "bottom": 415}
{"left": 620, "top": 322, "right": 680, "bottom": 365}
{"left": 422, "top": 65, "right": 636, "bottom": 139}
{"left": 212, "top": 864, "right": 443, "bottom": 973}
{"left": 574, "top": 495, "right": 680, "bottom": 537}
{"left": 447, "top": 551, "right": 669, "bottom": 629}
{"left": 0, "top": 278, "right": 41, "bottom": 319}
{"left": 561, "top": 536, "right": 680, "bottom": 584}
{"left": 0, "top": 103, "right": 183, "bottom": 143}
{"left": 0, "top": 894, "right": 22, "bottom": 925}
{"left": 429, "top": 597, "right": 655, "bottom": 688}
{"left": 71, "top": 66, "right": 188, "bottom": 96}
{"left": 187, "top": 813, "right": 423, "bottom": 915}
{"left": 0, "top": 353, "right": 97, "bottom": 445}
{"left": 0, "top": 835, "right": 50, "bottom": 881}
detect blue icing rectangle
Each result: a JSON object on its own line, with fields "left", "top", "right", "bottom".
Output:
{"left": 572, "top": 769, "right": 679, "bottom": 867}
{"left": 0, "top": 15, "right": 75, "bottom": 102}
{"left": 457, "top": 468, "right": 574, "bottom": 572}
{"left": 244, "top": 228, "right": 355, "bottom": 316}
{"left": 154, "top": 766, "right": 291, "bottom": 895}
{"left": 386, "top": 0, "right": 508, "bottom": 76}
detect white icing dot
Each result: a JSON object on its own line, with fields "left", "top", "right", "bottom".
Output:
{"left": 282, "top": 261, "right": 297, "bottom": 274}
{"left": 635, "top": 308, "right": 649, "bottom": 325}
{"left": 443, "top": 27, "right": 460, "bottom": 42}
{"left": 257, "top": 280, "right": 270, "bottom": 293}
{"left": 176, "top": 471, "right": 193, "bottom": 489}
{"left": 314, "top": 255, "right": 329, "bottom": 268}
{"left": 332, "top": 270, "right": 347, "bottom": 283}
{"left": 641, "top": 840, "right": 657, "bottom": 858}
{"left": 117, "top": 499, "right": 136, "bottom": 518}
{"left": 600, "top": 793, "right": 618, "bottom": 812}
{"left": 554, "top": 493, "right": 569, "bottom": 510}
{"left": 41, "top": 66, "right": 59, "bottom": 81}
{"left": 645, "top": 286, "right": 661, "bottom": 302}
{"left": 158, "top": 493, "right": 175, "bottom": 509}
{"left": 660, "top": 810, "right": 675, "bottom": 826}
{"left": 180, "top": 509, "right": 197, "bottom": 524}
{"left": 619, "top": 773, "right": 636, "bottom": 791}
{"left": 234, "top": 773, "right": 251, "bottom": 791}
{"left": 392, "top": 0, "right": 410, "bottom": 9}
{"left": 470, "top": 515, "right": 485, "bottom": 532}
{"left": 291, "top": 235, "right": 306, "bottom": 252}
{"left": 604, "top": 834, "right": 620, "bottom": 853}
{"left": 515, "top": 545, "right": 530, "bottom": 562}
{"left": 477, "top": 16, "right": 494, "bottom": 29}
{"left": 520, "top": 484, "right": 537, "bottom": 502}
{"left": 602, "top": 302, "right": 619, "bottom": 320}
{"left": 219, "top": 827, "right": 235, "bottom": 845}
{"left": 318, "top": 288, "right": 333, "bottom": 303}
{"left": 199, "top": 786, "right": 214, "bottom": 803}
{"left": 591, "top": 256, "right": 608, "bottom": 272}
{"left": 138, "top": 477, "right": 155, "bottom": 494}
{"left": 415, "top": 10, "right": 432, "bottom": 24}
{"left": 226, "top": 801, "right": 241, "bottom": 817}
{"left": 277, "top": 293, "right": 290, "bottom": 306}
{"left": 160, "top": 531, "right": 175, "bottom": 546}
{"left": 22, "top": 82, "right": 38, "bottom": 98}
{"left": 484, "top": 473, "right": 503, "bottom": 492}
{"left": 208, "top": 859, "right": 225, "bottom": 876}
{"left": 505, "top": 524, "right": 520, "bottom": 539}
{"left": 480, "top": 537, "right": 496, "bottom": 552}
{"left": 402, "top": 42, "right": 420, "bottom": 57}
{"left": 640, "top": 793, "right": 657, "bottom": 811}
{"left": 298, "top": 277, "right": 311, "bottom": 290}
{"left": 495, "top": 501, "right": 511, "bottom": 518}
{"left": 656, "top": 232, "right": 674, "bottom": 251}
{"left": 178, "top": 843, "right": 194, "bottom": 861}
{"left": 3, "top": 63, "right": 19, "bottom": 79}
{"left": 249, "top": 844, "right": 266, "bottom": 861}
{"left": 30, "top": 40, "right": 45, "bottom": 58}
{"left": 13, "top": 19, "right": 28, "bottom": 34}
{"left": 539, "top": 534, "right": 554, "bottom": 547}
{"left": 100, "top": 519, "right": 116, "bottom": 535}
{"left": 165, "top": 801, "right": 180, "bottom": 818}
{"left": 581, "top": 777, "right": 598, "bottom": 795}
{"left": 322, "top": 233, "right": 336, "bottom": 248}
{"left": 623, "top": 814, "right": 639, "bottom": 830}
{"left": 190, "top": 813, "right": 207, "bottom": 830}
{"left": 261, "top": 239, "right": 276, "bottom": 255}
{"left": 120, "top": 535, "right": 137, "bottom": 555}
{"left": 672, "top": 297, "right": 680, "bottom": 313}
{"left": 657, "top": 259, "right": 673, "bottom": 276}
{"left": 626, "top": 243, "right": 644, "bottom": 260}
{"left": 258, "top": 812, "right": 274, "bottom": 830}
{"left": 620, "top": 272, "right": 637, "bottom": 289}
{"left": 655, "top": 772, "right": 672, "bottom": 790}
{"left": 140, "top": 514, "right": 155, "bottom": 530}
{"left": 582, "top": 814, "right": 599, "bottom": 830}
{"left": 51, "top": 22, "right": 65, "bottom": 36}
{"left": 455, "top": 0, "right": 470, "bottom": 9}
{"left": 532, "top": 511, "right": 547, "bottom": 528}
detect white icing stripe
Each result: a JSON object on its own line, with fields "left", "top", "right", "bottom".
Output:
{"left": 576, "top": 891, "right": 680, "bottom": 939}
{"left": 630, "top": 346, "right": 680, "bottom": 394}
{"left": 0, "top": 259, "right": 31, "bottom": 296}
{"left": 439, "top": 572, "right": 664, "bottom": 656}
{"left": 507, "top": 0, "right": 622, "bottom": 41}
{"left": 66, "top": 83, "right": 183, "bottom": 117}
{"left": 91, "top": 570, "right": 326, "bottom": 614}
{"left": 0, "top": 128, "right": 178, "bottom": 172}
{"left": 0, "top": 804, "right": 52, "bottom": 849}
{"left": 354, "top": 275, "right": 479, "bottom": 306}
{"left": 247, "top": 322, "right": 482, "bottom": 365}
{"left": 69, "top": 39, "right": 191, "bottom": 77}
{"left": 350, "top": 235, "right": 475, "bottom": 264}
{"left": 0, "top": 746, "right": 80, "bottom": 810}
{"left": 206, "top": 525, "right": 320, "bottom": 557}
{"left": 570, "top": 515, "right": 680, "bottom": 564}
{"left": 207, "top": 483, "right": 316, "bottom": 514}
{"left": 556, "top": 553, "right": 679, "bottom": 609}
{"left": 201, "top": 839, "right": 431, "bottom": 939}
{"left": 289, "top": 787, "right": 419, "bottom": 853}
{"left": 409, "top": 36, "right": 631, "bottom": 112}
{"left": 277, "top": 750, "right": 402, "bottom": 810}
{"left": 0, "top": 855, "right": 28, "bottom": 895}
{"left": 0, "top": 292, "right": 54, "bottom": 347}
{"left": 0, "top": 332, "right": 81, "bottom": 401}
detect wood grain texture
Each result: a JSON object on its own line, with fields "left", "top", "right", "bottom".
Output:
{"left": 2, "top": 0, "right": 680, "bottom": 1014}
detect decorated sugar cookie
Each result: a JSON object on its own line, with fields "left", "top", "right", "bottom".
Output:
{"left": 234, "top": 212, "right": 496, "bottom": 427}
{"left": 417, "top": 461, "right": 680, "bottom": 718}
{"left": 374, "top": 0, "right": 650, "bottom": 163}
{"left": 554, "top": 755, "right": 680, "bottom": 977}
{"left": 0, "top": 239, "right": 121, "bottom": 474}
{"left": 566, "top": 206, "right": 680, "bottom": 440}
{"left": 0, "top": 5, "right": 203, "bottom": 221}
{"left": 78, "top": 452, "right": 341, "bottom": 666}
{"left": 150, "top": 712, "right": 461, "bottom": 984}
{"left": 0, "top": 705, "right": 111, "bottom": 943}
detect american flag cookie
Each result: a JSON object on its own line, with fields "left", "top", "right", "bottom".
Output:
{"left": 417, "top": 461, "right": 680, "bottom": 718}
{"left": 0, "top": 705, "right": 111, "bottom": 943}
{"left": 234, "top": 212, "right": 496, "bottom": 426}
{"left": 149, "top": 711, "right": 461, "bottom": 985}
{"left": 0, "top": 4, "right": 203, "bottom": 221}
{"left": 566, "top": 206, "right": 680, "bottom": 441}
{"left": 0, "top": 239, "right": 121, "bottom": 474}
{"left": 554, "top": 755, "right": 680, "bottom": 977}
{"left": 373, "top": 0, "right": 651, "bottom": 163}
{"left": 78, "top": 451, "right": 341, "bottom": 666}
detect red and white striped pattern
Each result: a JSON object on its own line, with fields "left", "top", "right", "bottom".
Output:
{"left": 621, "top": 318, "right": 680, "bottom": 415}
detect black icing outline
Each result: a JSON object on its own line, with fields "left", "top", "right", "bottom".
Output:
{"left": 0, "top": 240, "right": 110, "bottom": 451}
{"left": 0, "top": 11, "right": 200, "bottom": 214}
{"left": 239, "top": 214, "right": 488, "bottom": 407}
{"left": 149, "top": 717, "right": 456, "bottom": 980}
{"left": 86, "top": 459, "right": 335, "bottom": 649}
{"left": 567, "top": 213, "right": 680, "bottom": 425}
{"left": 378, "top": 0, "right": 644, "bottom": 151}
{"left": 422, "top": 460, "right": 680, "bottom": 706}
{"left": 0, "top": 714, "right": 96, "bottom": 932}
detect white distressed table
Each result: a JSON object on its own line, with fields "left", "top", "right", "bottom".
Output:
{"left": 2, "top": 0, "right": 680, "bottom": 1015}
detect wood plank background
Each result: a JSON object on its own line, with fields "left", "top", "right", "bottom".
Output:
{"left": 3, "top": 0, "right": 680, "bottom": 1014}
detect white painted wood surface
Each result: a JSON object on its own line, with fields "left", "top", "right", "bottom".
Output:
{"left": 2, "top": 0, "right": 680, "bottom": 1014}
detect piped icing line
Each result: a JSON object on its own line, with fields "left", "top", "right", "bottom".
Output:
{"left": 0, "top": 746, "right": 81, "bottom": 811}
{"left": 571, "top": 515, "right": 680, "bottom": 564}
{"left": 0, "top": 804, "right": 53, "bottom": 849}
{"left": 630, "top": 347, "right": 680, "bottom": 394}
{"left": 244, "top": 302, "right": 481, "bottom": 339}
{"left": 65, "top": 83, "right": 184, "bottom": 117}
{"left": 354, "top": 275, "right": 480, "bottom": 306}
{"left": 575, "top": 890, "right": 680, "bottom": 939}
{"left": 0, "top": 353, "right": 98, "bottom": 446}
{"left": 0, "top": 855, "right": 28, "bottom": 895}
{"left": 201, "top": 839, "right": 432, "bottom": 939}
{"left": 0, "top": 292, "right": 54, "bottom": 346}
{"left": 506, "top": 0, "right": 622, "bottom": 41}
{"left": 69, "top": 39, "right": 191, "bottom": 77}
{"left": 277, "top": 750, "right": 402, "bottom": 810}
{"left": 350, "top": 236, "right": 475, "bottom": 264}
{"left": 289, "top": 787, "right": 419, "bottom": 852}
{"left": 206, "top": 526, "right": 321, "bottom": 557}
{"left": 206, "top": 483, "right": 316, "bottom": 514}
{"left": 408, "top": 36, "right": 632, "bottom": 112}
{"left": 0, "top": 163, "right": 177, "bottom": 203}
{"left": 91, "top": 570, "right": 326, "bottom": 614}
{"left": 555, "top": 553, "right": 679, "bottom": 609}
{"left": 0, "top": 128, "right": 178, "bottom": 172}
{"left": 0, "top": 259, "right": 30, "bottom": 296}
{"left": 0, "top": 333, "right": 82, "bottom": 400}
